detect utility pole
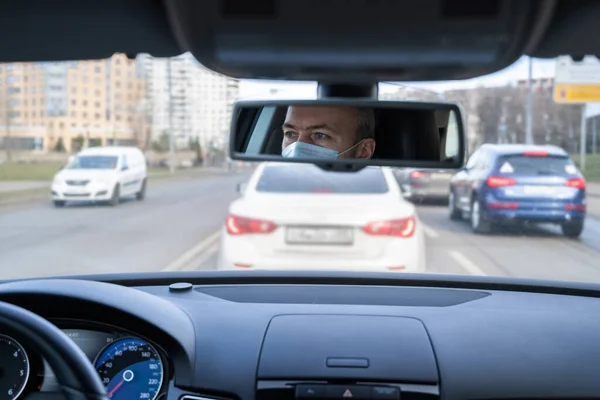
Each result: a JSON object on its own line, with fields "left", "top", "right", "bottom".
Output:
{"left": 525, "top": 56, "right": 534, "bottom": 144}
{"left": 580, "top": 103, "right": 587, "bottom": 171}
{"left": 167, "top": 58, "right": 175, "bottom": 174}
{"left": 593, "top": 116, "right": 597, "bottom": 154}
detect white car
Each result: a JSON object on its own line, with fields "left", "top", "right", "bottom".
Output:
{"left": 218, "top": 162, "right": 426, "bottom": 272}
{"left": 51, "top": 146, "right": 147, "bottom": 207}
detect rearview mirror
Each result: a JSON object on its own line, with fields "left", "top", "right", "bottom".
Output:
{"left": 229, "top": 100, "right": 466, "bottom": 170}
{"left": 237, "top": 182, "right": 247, "bottom": 195}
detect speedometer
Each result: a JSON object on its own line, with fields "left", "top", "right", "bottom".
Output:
{"left": 94, "top": 337, "right": 163, "bottom": 400}
{"left": 0, "top": 334, "right": 30, "bottom": 400}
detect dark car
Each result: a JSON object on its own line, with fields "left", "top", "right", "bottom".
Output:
{"left": 393, "top": 168, "right": 453, "bottom": 203}
{"left": 449, "top": 144, "right": 586, "bottom": 237}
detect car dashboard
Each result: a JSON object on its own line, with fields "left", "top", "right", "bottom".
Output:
{"left": 1, "top": 272, "right": 599, "bottom": 400}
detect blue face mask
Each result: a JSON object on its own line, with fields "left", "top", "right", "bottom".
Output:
{"left": 282, "top": 140, "right": 364, "bottom": 160}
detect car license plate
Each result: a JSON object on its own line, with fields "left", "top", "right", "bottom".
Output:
{"left": 523, "top": 185, "right": 557, "bottom": 195}
{"left": 430, "top": 173, "right": 450, "bottom": 180}
{"left": 286, "top": 227, "right": 354, "bottom": 245}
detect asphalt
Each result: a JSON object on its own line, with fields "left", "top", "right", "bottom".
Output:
{"left": 0, "top": 170, "right": 252, "bottom": 278}
{"left": 1, "top": 172, "right": 600, "bottom": 284}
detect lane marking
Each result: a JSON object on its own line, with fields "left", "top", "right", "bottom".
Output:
{"left": 448, "top": 250, "right": 487, "bottom": 276}
{"left": 192, "top": 242, "right": 220, "bottom": 271}
{"left": 162, "top": 230, "right": 221, "bottom": 271}
{"left": 422, "top": 223, "right": 439, "bottom": 238}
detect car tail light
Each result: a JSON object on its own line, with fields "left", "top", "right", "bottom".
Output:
{"left": 387, "top": 266, "right": 406, "bottom": 271}
{"left": 487, "top": 202, "right": 519, "bottom": 209}
{"left": 565, "top": 178, "right": 586, "bottom": 189}
{"left": 362, "top": 216, "right": 416, "bottom": 238}
{"left": 410, "top": 171, "right": 423, "bottom": 178}
{"left": 565, "top": 204, "right": 586, "bottom": 211}
{"left": 486, "top": 176, "right": 516, "bottom": 187}
{"left": 226, "top": 215, "right": 277, "bottom": 235}
{"left": 523, "top": 151, "right": 549, "bottom": 156}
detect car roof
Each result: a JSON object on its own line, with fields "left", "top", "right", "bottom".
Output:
{"left": 78, "top": 146, "right": 141, "bottom": 156}
{"left": 479, "top": 144, "right": 569, "bottom": 157}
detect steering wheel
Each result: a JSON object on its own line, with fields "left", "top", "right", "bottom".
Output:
{"left": 0, "top": 301, "right": 108, "bottom": 400}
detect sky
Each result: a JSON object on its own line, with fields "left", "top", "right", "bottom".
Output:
{"left": 238, "top": 56, "right": 557, "bottom": 99}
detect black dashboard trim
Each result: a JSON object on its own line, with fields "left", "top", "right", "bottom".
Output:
{"left": 19, "top": 270, "right": 600, "bottom": 299}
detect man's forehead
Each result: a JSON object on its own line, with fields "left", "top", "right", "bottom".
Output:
{"left": 285, "top": 106, "right": 358, "bottom": 123}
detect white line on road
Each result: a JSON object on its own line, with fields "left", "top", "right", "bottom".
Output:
{"left": 422, "top": 224, "right": 439, "bottom": 238}
{"left": 448, "top": 250, "right": 487, "bottom": 276}
{"left": 162, "top": 230, "right": 221, "bottom": 271}
{"left": 192, "top": 242, "right": 220, "bottom": 270}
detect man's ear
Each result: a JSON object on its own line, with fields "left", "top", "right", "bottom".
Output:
{"left": 357, "top": 138, "right": 376, "bottom": 159}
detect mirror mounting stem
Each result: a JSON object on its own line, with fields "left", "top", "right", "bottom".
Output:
{"left": 317, "top": 82, "right": 378, "bottom": 99}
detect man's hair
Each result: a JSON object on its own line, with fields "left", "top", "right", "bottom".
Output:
{"left": 356, "top": 108, "right": 375, "bottom": 141}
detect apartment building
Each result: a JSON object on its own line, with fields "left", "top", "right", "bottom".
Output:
{"left": 0, "top": 54, "right": 146, "bottom": 153}
{"left": 139, "top": 53, "right": 240, "bottom": 153}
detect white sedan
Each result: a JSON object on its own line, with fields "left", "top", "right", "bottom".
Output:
{"left": 218, "top": 162, "right": 426, "bottom": 272}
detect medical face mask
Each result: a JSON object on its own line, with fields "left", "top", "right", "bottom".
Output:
{"left": 282, "top": 140, "right": 364, "bottom": 160}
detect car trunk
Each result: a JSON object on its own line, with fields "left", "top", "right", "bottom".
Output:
{"left": 231, "top": 194, "right": 415, "bottom": 259}
{"left": 490, "top": 154, "right": 584, "bottom": 206}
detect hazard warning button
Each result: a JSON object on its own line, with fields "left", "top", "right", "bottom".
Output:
{"left": 326, "top": 385, "right": 370, "bottom": 400}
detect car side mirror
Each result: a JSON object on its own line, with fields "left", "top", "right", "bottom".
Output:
{"left": 237, "top": 182, "right": 247, "bottom": 195}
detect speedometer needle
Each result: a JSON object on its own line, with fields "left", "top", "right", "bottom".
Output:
{"left": 107, "top": 380, "right": 124, "bottom": 398}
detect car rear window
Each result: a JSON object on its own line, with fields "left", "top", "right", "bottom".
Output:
{"left": 256, "top": 164, "right": 389, "bottom": 194}
{"left": 495, "top": 154, "right": 577, "bottom": 175}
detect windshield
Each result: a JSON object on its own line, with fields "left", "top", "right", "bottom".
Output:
{"left": 1, "top": 53, "right": 599, "bottom": 284}
{"left": 66, "top": 155, "right": 119, "bottom": 170}
{"left": 256, "top": 164, "right": 389, "bottom": 194}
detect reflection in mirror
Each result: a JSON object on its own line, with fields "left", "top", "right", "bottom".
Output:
{"left": 230, "top": 100, "right": 465, "bottom": 169}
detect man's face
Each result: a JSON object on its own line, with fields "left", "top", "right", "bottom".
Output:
{"left": 281, "top": 106, "right": 375, "bottom": 159}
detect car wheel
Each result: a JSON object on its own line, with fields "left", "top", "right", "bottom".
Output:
{"left": 108, "top": 185, "right": 120, "bottom": 207}
{"left": 471, "top": 199, "right": 491, "bottom": 234}
{"left": 562, "top": 220, "right": 584, "bottom": 238}
{"left": 449, "top": 191, "right": 462, "bottom": 220}
{"left": 53, "top": 200, "right": 66, "bottom": 208}
{"left": 136, "top": 178, "right": 147, "bottom": 201}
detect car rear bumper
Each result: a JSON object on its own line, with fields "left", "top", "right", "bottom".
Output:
{"left": 483, "top": 207, "right": 586, "bottom": 224}
{"left": 218, "top": 230, "right": 426, "bottom": 272}
{"left": 401, "top": 184, "right": 449, "bottom": 199}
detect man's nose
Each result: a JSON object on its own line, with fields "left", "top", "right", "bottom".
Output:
{"left": 296, "top": 132, "right": 313, "bottom": 144}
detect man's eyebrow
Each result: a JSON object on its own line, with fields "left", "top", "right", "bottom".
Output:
{"left": 282, "top": 122, "right": 337, "bottom": 133}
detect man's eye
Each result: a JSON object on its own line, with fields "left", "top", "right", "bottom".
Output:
{"left": 284, "top": 131, "right": 297, "bottom": 139}
{"left": 314, "top": 132, "right": 329, "bottom": 140}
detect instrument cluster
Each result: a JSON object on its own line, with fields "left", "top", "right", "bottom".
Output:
{"left": 0, "top": 325, "right": 167, "bottom": 400}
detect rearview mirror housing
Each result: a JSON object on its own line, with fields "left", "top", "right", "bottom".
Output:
{"left": 229, "top": 99, "right": 467, "bottom": 171}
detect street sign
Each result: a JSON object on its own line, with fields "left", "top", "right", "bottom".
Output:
{"left": 554, "top": 56, "right": 600, "bottom": 103}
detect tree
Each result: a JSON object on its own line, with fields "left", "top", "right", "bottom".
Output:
{"left": 54, "top": 137, "right": 65, "bottom": 153}
{"left": 151, "top": 131, "right": 170, "bottom": 153}
{"left": 72, "top": 135, "right": 85, "bottom": 152}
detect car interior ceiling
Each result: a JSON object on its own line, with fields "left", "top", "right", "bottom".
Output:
{"left": 0, "top": 1, "right": 596, "bottom": 82}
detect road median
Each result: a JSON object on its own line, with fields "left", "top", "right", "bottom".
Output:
{"left": 0, "top": 166, "right": 235, "bottom": 209}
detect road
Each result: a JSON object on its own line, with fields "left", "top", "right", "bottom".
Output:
{"left": 1, "top": 171, "right": 600, "bottom": 282}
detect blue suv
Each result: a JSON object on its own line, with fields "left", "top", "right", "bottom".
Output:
{"left": 449, "top": 144, "right": 586, "bottom": 238}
